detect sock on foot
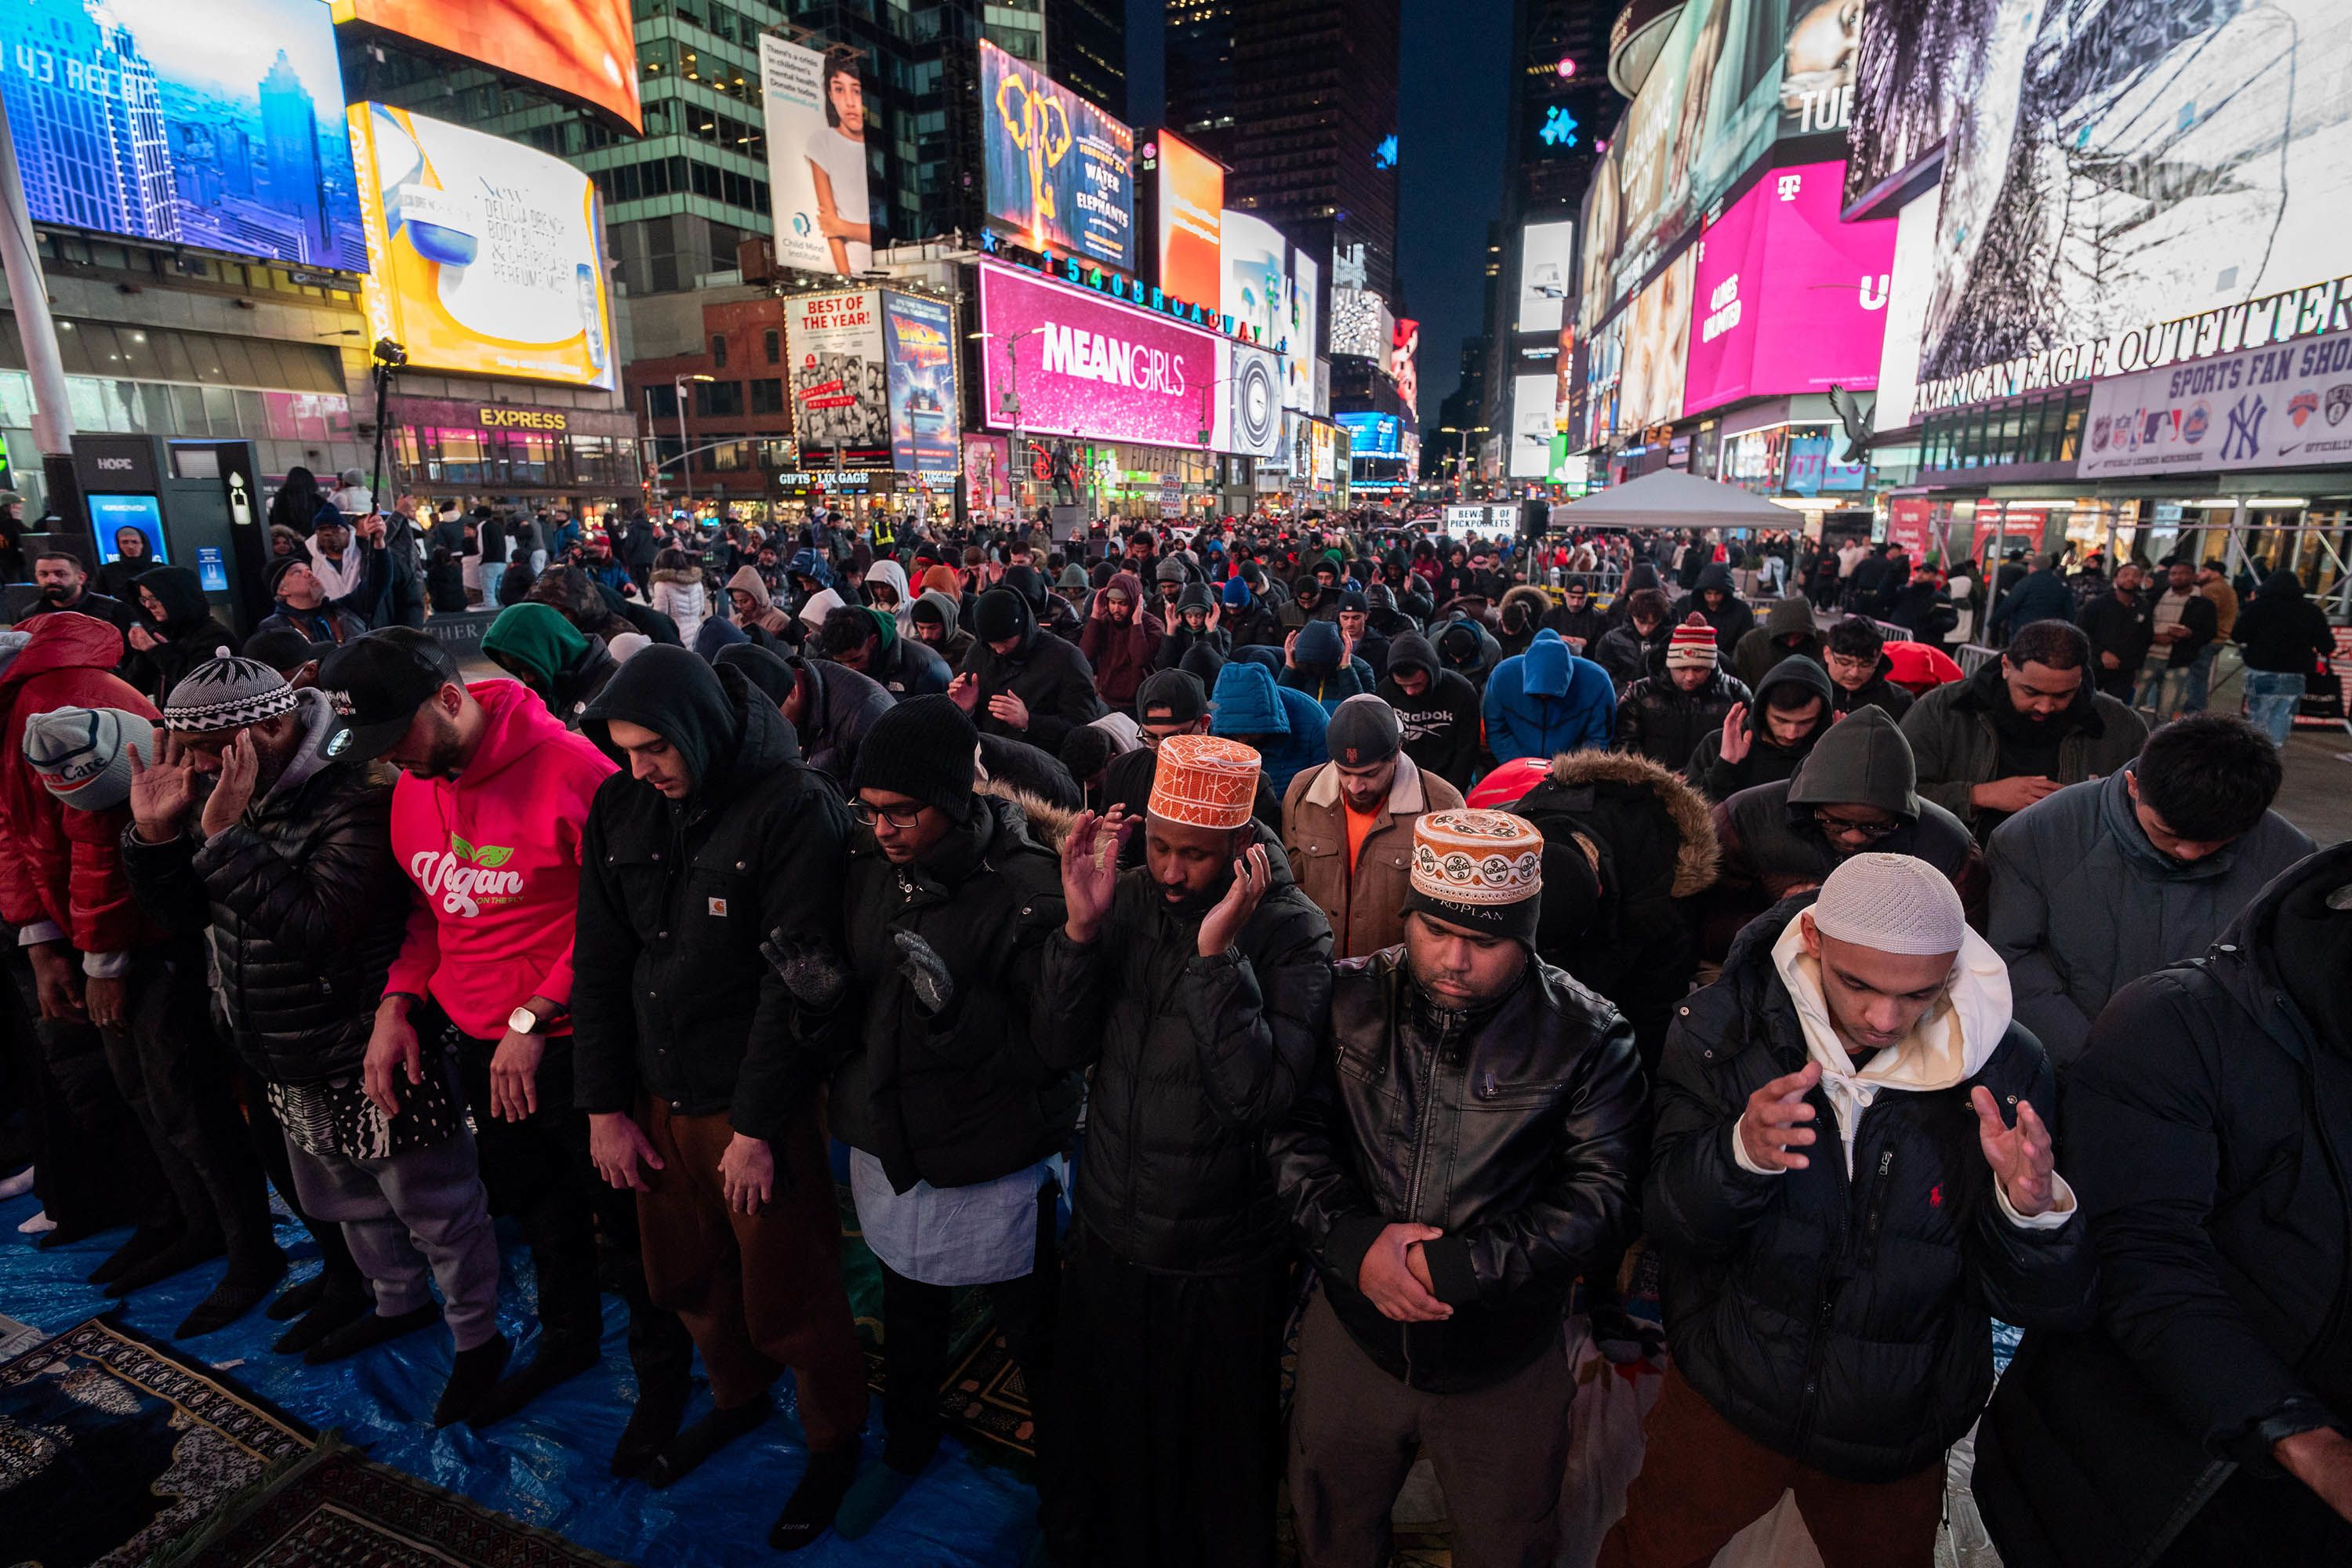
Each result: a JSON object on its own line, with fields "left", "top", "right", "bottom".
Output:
{"left": 105, "top": 1229, "right": 225, "bottom": 1297}
{"left": 87, "top": 1220, "right": 180, "bottom": 1286}
{"left": 832, "top": 1461, "right": 920, "bottom": 1541}
{"left": 433, "top": 1334, "right": 512, "bottom": 1428}
{"left": 769, "top": 1447, "right": 862, "bottom": 1552}
{"left": 465, "top": 1333, "right": 604, "bottom": 1431}
{"left": 644, "top": 1398, "right": 771, "bottom": 1490}
{"left": 174, "top": 1250, "right": 291, "bottom": 1338}
{"left": 608, "top": 1379, "right": 692, "bottom": 1479}
{"left": 303, "top": 1301, "right": 441, "bottom": 1365}
{"left": 272, "top": 1279, "right": 376, "bottom": 1356}
{"left": 267, "top": 1268, "right": 362, "bottom": 1322}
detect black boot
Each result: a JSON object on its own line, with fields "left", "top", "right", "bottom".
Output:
{"left": 174, "top": 1246, "right": 290, "bottom": 1338}
{"left": 465, "top": 1332, "right": 604, "bottom": 1431}
{"left": 433, "top": 1334, "right": 512, "bottom": 1428}
{"left": 272, "top": 1277, "right": 375, "bottom": 1356}
{"left": 303, "top": 1301, "right": 441, "bottom": 1365}
{"left": 103, "top": 1226, "right": 223, "bottom": 1296}
{"left": 769, "top": 1447, "right": 861, "bottom": 1552}
{"left": 644, "top": 1398, "right": 771, "bottom": 1490}
{"left": 608, "top": 1377, "right": 692, "bottom": 1480}
{"left": 85, "top": 1218, "right": 180, "bottom": 1285}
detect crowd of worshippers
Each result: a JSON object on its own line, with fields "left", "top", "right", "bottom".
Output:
{"left": 0, "top": 515, "right": 2345, "bottom": 1568}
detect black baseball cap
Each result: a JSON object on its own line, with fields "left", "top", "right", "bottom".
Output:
{"left": 314, "top": 629, "right": 459, "bottom": 761}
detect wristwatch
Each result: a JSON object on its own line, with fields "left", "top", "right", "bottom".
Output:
{"left": 507, "top": 1004, "right": 564, "bottom": 1036}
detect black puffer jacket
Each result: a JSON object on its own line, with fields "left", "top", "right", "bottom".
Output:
{"left": 1272, "top": 949, "right": 1645, "bottom": 1392}
{"left": 119, "top": 691, "right": 409, "bottom": 1084}
{"left": 1038, "top": 820, "right": 1332, "bottom": 1272}
{"left": 571, "top": 649, "right": 850, "bottom": 1144}
{"left": 1974, "top": 843, "right": 2352, "bottom": 1566}
{"left": 959, "top": 588, "right": 1107, "bottom": 752}
{"left": 811, "top": 787, "right": 1076, "bottom": 1192}
{"left": 1594, "top": 619, "right": 1668, "bottom": 690}
{"left": 713, "top": 644, "right": 891, "bottom": 790}
{"left": 1646, "top": 895, "right": 2096, "bottom": 1483}
{"left": 1613, "top": 666, "right": 1752, "bottom": 775}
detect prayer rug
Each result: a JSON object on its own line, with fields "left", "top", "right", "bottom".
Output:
{"left": 0, "top": 1316, "right": 312, "bottom": 1568}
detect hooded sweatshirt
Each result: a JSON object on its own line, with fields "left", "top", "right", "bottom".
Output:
{"left": 2232, "top": 568, "right": 2337, "bottom": 674}
{"left": 1674, "top": 561, "right": 1758, "bottom": 657}
{"left": 1688, "top": 654, "right": 1835, "bottom": 801}
{"left": 482, "top": 602, "right": 615, "bottom": 728}
{"left": 383, "top": 680, "right": 617, "bottom": 1039}
{"left": 1377, "top": 631, "right": 1483, "bottom": 790}
{"left": 129, "top": 564, "right": 238, "bottom": 703}
{"left": 863, "top": 557, "right": 916, "bottom": 636}
{"left": 1077, "top": 569, "right": 1167, "bottom": 708}
{"left": 1731, "top": 595, "right": 1827, "bottom": 692}
{"left": 1279, "top": 616, "right": 1374, "bottom": 713}
{"left": 1208, "top": 659, "right": 1328, "bottom": 796}
{"left": 1482, "top": 627, "right": 1615, "bottom": 763}
{"left": 912, "top": 587, "right": 976, "bottom": 668}
{"left": 959, "top": 585, "right": 1107, "bottom": 751}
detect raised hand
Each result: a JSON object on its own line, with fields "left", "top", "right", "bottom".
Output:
{"left": 1737, "top": 1061, "right": 1822, "bottom": 1172}
{"left": 760, "top": 927, "right": 848, "bottom": 1010}
{"left": 127, "top": 735, "right": 197, "bottom": 843}
{"left": 1196, "top": 841, "right": 1272, "bottom": 957}
{"left": 986, "top": 690, "right": 1031, "bottom": 731}
{"left": 1059, "top": 808, "right": 1129, "bottom": 942}
{"left": 892, "top": 929, "right": 956, "bottom": 1016}
{"left": 1719, "top": 702, "right": 1751, "bottom": 764}
{"left": 1972, "top": 1086, "right": 2059, "bottom": 1218}
{"left": 946, "top": 673, "right": 980, "bottom": 714}
{"left": 198, "top": 729, "right": 260, "bottom": 839}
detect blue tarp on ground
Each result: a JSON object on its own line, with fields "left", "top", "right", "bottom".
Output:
{"left": 0, "top": 1186, "right": 1040, "bottom": 1567}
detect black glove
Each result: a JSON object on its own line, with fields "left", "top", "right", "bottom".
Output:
{"left": 760, "top": 927, "right": 848, "bottom": 1011}
{"left": 892, "top": 930, "right": 955, "bottom": 1018}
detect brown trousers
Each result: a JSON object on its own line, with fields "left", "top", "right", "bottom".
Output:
{"left": 635, "top": 1101, "right": 866, "bottom": 1454}
{"left": 1597, "top": 1369, "right": 1945, "bottom": 1568}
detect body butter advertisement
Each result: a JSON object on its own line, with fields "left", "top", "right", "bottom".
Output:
{"left": 350, "top": 103, "right": 615, "bottom": 388}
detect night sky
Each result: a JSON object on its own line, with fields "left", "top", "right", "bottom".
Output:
{"left": 1123, "top": 0, "right": 1512, "bottom": 417}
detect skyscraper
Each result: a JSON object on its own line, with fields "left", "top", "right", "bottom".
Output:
{"left": 2, "top": 0, "right": 179, "bottom": 244}
{"left": 1163, "top": 0, "right": 1401, "bottom": 301}
{"left": 260, "top": 49, "right": 327, "bottom": 263}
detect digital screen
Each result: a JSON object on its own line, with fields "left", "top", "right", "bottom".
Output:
{"left": 975, "top": 261, "right": 1281, "bottom": 459}
{"left": 1156, "top": 129, "right": 1223, "bottom": 308}
{"left": 1509, "top": 373, "right": 1562, "bottom": 478}
{"left": 1285, "top": 249, "right": 1319, "bottom": 412}
{"left": 1682, "top": 162, "right": 1897, "bottom": 416}
{"left": 196, "top": 545, "right": 230, "bottom": 593}
{"left": 1617, "top": 248, "right": 1693, "bottom": 431}
{"left": 1335, "top": 412, "right": 1400, "bottom": 456}
{"left": 0, "top": 0, "right": 365, "bottom": 270}
{"left": 89, "top": 493, "right": 170, "bottom": 565}
{"left": 882, "top": 292, "right": 960, "bottom": 479}
{"left": 1912, "top": 5, "right": 2352, "bottom": 391}
{"left": 1330, "top": 286, "right": 1386, "bottom": 359}
{"left": 1221, "top": 209, "right": 1290, "bottom": 350}
{"left": 1517, "top": 222, "right": 1576, "bottom": 334}
{"left": 759, "top": 38, "right": 874, "bottom": 277}
{"left": 788, "top": 289, "right": 889, "bottom": 468}
{"left": 350, "top": 104, "right": 615, "bottom": 389}
{"left": 331, "top": 0, "right": 641, "bottom": 132}
{"left": 980, "top": 41, "right": 1135, "bottom": 273}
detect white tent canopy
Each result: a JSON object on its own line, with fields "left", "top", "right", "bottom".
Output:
{"left": 1551, "top": 468, "right": 1795, "bottom": 529}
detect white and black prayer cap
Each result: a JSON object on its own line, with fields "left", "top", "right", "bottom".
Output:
{"left": 163, "top": 656, "right": 296, "bottom": 734}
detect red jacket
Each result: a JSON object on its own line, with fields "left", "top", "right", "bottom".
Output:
{"left": 0, "top": 612, "right": 152, "bottom": 955}
{"left": 1076, "top": 570, "right": 1164, "bottom": 708}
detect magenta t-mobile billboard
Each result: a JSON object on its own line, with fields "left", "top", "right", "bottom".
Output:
{"left": 977, "top": 261, "right": 1217, "bottom": 448}
{"left": 1682, "top": 162, "right": 1899, "bottom": 417}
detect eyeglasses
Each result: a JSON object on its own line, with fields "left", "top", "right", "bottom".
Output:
{"left": 850, "top": 800, "right": 927, "bottom": 829}
{"left": 1813, "top": 809, "right": 1899, "bottom": 841}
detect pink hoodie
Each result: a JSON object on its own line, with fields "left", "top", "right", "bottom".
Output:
{"left": 384, "top": 680, "right": 615, "bottom": 1039}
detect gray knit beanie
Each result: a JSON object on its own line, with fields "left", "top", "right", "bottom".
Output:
{"left": 23, "top": 706, "right": 156, "bottom": 812}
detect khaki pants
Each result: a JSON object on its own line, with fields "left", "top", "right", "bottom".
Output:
{"left": 1597, "top": 1368, "right": 1944, "bottom": 1568}
{"left": 634, "top": 1101, "right": 866, "bottom": 1454}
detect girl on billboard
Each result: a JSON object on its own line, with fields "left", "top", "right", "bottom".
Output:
{"left": 808, "top": 54, "right": 875, "bottom": 273}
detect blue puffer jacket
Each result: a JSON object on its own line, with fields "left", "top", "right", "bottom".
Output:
{"left": 1279, "top": 619, "right": 1377, "bottom": 715}
{"left": 1482, "top": 629, "right": 1616, "bottom": 764}
{"left": 1210, "top": 660, "right": 1329, "bottom": 796}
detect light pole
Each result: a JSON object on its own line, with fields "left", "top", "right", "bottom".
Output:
{"left": 673, "top": 372, "right": 713, "bottom": 515}
{"left": 1438, "top": 424, "right": 1488, "bottom": 501}
{"left": 969, "top": 326, "right": 1044, "bottom": 522}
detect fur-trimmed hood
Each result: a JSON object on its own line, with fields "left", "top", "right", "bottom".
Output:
{"left": 977, "top": 776, "right": 1077, "bottom": 851}
{"left": 1501, "top": 583, "right": 1555, "bottom": 628}
{"left": 1544, "top": 747, "right": 1721, "bottom": 896}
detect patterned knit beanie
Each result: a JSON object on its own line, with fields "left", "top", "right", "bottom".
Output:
{"left": 1666, "top": 615, "right": 1719, "bottom": 670}
{"left": 163, "top": 657, "right": 296, "bottom": 734}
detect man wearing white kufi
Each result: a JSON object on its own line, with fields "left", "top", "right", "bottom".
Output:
{"left": 1274, "top": 809, "right": 1647, "bottom": 1566}
{"left": 1603, "top": 853, "right": 2096, "bottom": 1568}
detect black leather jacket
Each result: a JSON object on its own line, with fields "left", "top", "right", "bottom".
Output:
{"left": 1272, "top": 948, "right": 1647, "bottom": 1392}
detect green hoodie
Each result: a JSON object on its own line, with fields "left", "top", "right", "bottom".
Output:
{"left": 483, "top": 601, "right": 590, "bottom": 686}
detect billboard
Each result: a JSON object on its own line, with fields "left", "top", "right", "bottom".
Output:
{"left": 1682, "top": 162, "right": 1896, "bottom": 416}
{"left": 1391, "top": 318, "right": 1421, "bottom": 422}
{"left": 1517, "top": 221, "right": 1577, "bottom": 334}
{"left": 1510, "top": 373, "right": 1561, "bottom": 478}
{"left": 1336, "top": 412, "right": 1402, "bottom": 456}
{"left": 788, "top": 289, "right": 890, "bottom": 468}
{"left": 964, "top": 434, "right": 1012, "bottom": 514}
{"left": 1330, "top": 286, "right": 1388, "bottom": 360}
{"left": 2079, "top": 328, "right": 2352, "bottom": 479}
{"left": 1578, "top": 0, "right": 1867, "bottom": 331}
{"left": 980, "top": 40, "right": 1136, "bottom": 273}
{"left": 1, "top": 0, "right": 365, "bottom": 270}
{"left": 1618, "top": 247, "right": 1693, "bottom": 431}
{"left": 350, "top": 104, "right": 614, "bottom": 388}
{"left": 1915, "top": 1, "right": 2352, "bottom": 398}
{"left": 1869, "top": 183, "right": 1941, "bottom": 432}
{"left": 1221, "top": 210, "right": 1290, "bottom": 349}
{"left": 332, "top": 1, "right": 638, "bottom": 132}
{"left": 759, "top": 38, "right": 875, "bottom": 276}
{"left": 975, "top": 261, "right": 1281, "bottom": 458}
{"left": 1842, "top": 0, "right": 1975, "bottom": 216}
{"left": 1156, "top": 129, "right": 1223, "bottom": 307}
{"left": 883, "top": 292, "right": 959, "bottom": 478}
{"left": 1286, "top": 249, "right": 1319, "bottom": 412}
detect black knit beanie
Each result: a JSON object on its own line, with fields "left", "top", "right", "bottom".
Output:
{"left": 849, "top": 694, "right": 978, "bottom": 819}
{"left": 974, "top": 586, "right": 1027, "bottom": 643}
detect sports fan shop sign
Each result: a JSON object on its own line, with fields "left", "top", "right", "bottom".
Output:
{"left": 2079, "top": 328, "right": 2352, "bottom": 478}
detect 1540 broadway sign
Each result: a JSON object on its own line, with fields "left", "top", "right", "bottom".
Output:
{"left": 2079, "top": 328, "right": 2352, "bottom": 478}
